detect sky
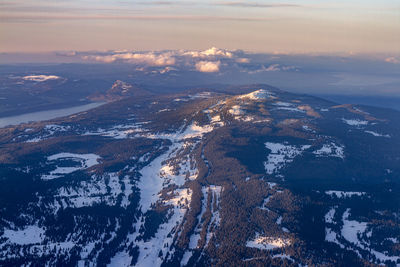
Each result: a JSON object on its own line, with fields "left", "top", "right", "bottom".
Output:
{"left": 0, "top": 0, "right": 399, "bottom": 54}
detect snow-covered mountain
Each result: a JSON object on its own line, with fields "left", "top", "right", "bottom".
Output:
{"left": 0, "top": 85, "right": 399, "bottom": 266}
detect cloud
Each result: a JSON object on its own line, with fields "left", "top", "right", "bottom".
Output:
{"left": 236, "top": 57, "right": 250, "bottom": 63}
{"left": 195, "top": 61, "right": 221, "bottom": 72}
{"left": 79, "top": 47, "right": 240, "bottom": 70}
{"left": 55, "top": 51, "right": 77, "bottom": 57}
{"left": 385, "top": 57, "right": 400, "bottom": 64}
{"left": 82, "top": 52, "right": 175, "bottom": 66}
{"left": 183, "top": 47, "right": 233, "bottom": 58}
{"left": 72, "top": 48, "right": 301, "bottom": 74}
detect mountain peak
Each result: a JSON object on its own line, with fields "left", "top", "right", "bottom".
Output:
{"left": 238, "top": 89, "right": 275, "bottom": 100}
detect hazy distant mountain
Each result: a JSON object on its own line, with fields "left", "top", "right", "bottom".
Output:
{"left": 0, "top": 85, "right": 399, "bottom": 266}
{"left": 87, "top": 80, "right": 151, "bottom": 102}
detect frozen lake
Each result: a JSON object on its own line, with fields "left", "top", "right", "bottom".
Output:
{"left": 0, "top": 102, "right": 104, "bottom": 128}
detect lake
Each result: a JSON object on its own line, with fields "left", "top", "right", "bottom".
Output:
{"left": 0, "top": 102, "right": 104, "bottom": 128}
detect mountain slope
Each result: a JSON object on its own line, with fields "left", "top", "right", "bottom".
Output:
{"left": 0, "top": 85, "right": 399, "bottom": 266}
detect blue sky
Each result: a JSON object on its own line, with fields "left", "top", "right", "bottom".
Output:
{"left": 0, "top": 0, "right": 399, "bottom": 54}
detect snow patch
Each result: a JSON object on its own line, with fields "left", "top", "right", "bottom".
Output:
{"left": 273, "top": 101, "right": 293, "bottom": 107}
{"left": 325, "top": 228, "right": 344, "bottom": 248}
{"left": 264, "top": 142, "right": 311, "bottom": 175}
{"left": 342, "top": 118, "right": 368, "bottom": 127}
{"left": 83, "top": 122, "right": 147, "bottom": 139}
{"left": 238, "top": 89, "right": 275, "bottom": 100}
{"left": 365, "top": 131, "right": 390, "bottom": 138}
{"left": 228, "top": 105, "right": 243, "bottom": 116}
{"left": 275, "top": 107, "right": 305, "bottom": 113}
{"left": 41, "top": 153, "right": 100, "bottom": 180}
{"left": 341, "top": 209, "right": 368, "bottom": 247}
{"left": 325, "top": 207, "right": 337, "bottom": 224}
{"left": 314, "top": 143, "right": 345, "bottom": 159}
{"left": 23, "top": 75, "right": 61, "bottom": 82}
{"left": 2, "top": 225, "right": 45, "bottom": 245}
{"left": 54, "top": 172, "right": 123, "bottom": 209}
{"left": 325, "top": 191, "right": 366, "bottom": 198}
{"left": 247, "top": 233, "right": 291, "bottom": 250}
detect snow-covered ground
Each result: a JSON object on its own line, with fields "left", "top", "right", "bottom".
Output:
{"left": 2, "top": 225, "right": 45, "bottom": 245}
{"left": 172, "top": 92, "right": 212, "bottom": 102}
{"left": 184, "top": 187, "right": 209, "bottom": 254}
{"left": 264, "top": 142, "right": 311, "bottom": 175}
{"left": 136, "top": 123, "right": 213, "bottom": 213}
{"left": 325, "top": 228, "right": 344, "bottom": 248}
{"left": 325, "top": 208, "right": 400, "bottom": 264}
{"left": 302, "top": 125, "right": 314, "bottom": 132}
{"left": 53, "top": 172, "right": 124, "bottom": 210}
{"left": 108, "top": 118, "right": 221, "bottom": 266}
{"left": 41, "top": 153, "right": 101, "bottom": 180}
{"left": 314, "top": 143, "right": 345, "bottom": 159}
{"left": 188, "top": 91, "right": 212, "bottom": 99}
{"left": 365, "top": 131, "right": 390, "bottom": 138}
{"left": 238, "top": 89, "right": 275, "bottom": 100}
{"left": 157, "top": 108, "right": 172, "bottom": 113}
{"left": 204, "top": 185, "right": 222, "bottom": 245}
{"left": 22, "top": 75, "right": 61, "bottom": 82}
{"left": 227, "top": 105, "right": 258, "bottom": 122}
{"left": 325, "top": 191, "right": 366, "bottom": 198}
{"left": 210, "top": 114, "right": 225, "bottom": 126}
{"left": 272, "top": 254, "right": 294, "bottom": 262}
{"left": 342, "top": 118, "right": 368, "bottom": 127}
{"left": 273, "top": 101, "right": 293, "bottom": 107}
{"left": 83, "top": 122, "right": 148, "bottom": 139}
{"left": 229, "top": 105, "right": 243, "bottom": 116}
{"left": 275, "top": 106, "right": 305, "bottom": 113}
{"left": 259, "top": 196, "right": 272, "bottom": 211}
{"left": 136, "top": 188, "right": 192, "bottom": 267}
{"left": 247, "top": 233, "right": 291, "bottom": 250}
{"left": 341, "top": 209, "right": 368, "bottom": 248}
{"left": 181, "top": 185, "right": 223, "bottom": 265}
{"left": 25, "top": 124, "right": 72, "bottom": 142}
{"left": 324, "top": 206, "right": 337, "bottom": 223}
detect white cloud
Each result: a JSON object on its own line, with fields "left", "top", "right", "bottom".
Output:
{"left": 184, "top": 47, "right": 233, "bottom": 58}
{"left": 385, "top": 57, "right": 399, "bottom": 64}
{"left": 195, "top": 61, "right": 221, "bottom": 72}
{"left": 83, "top": 52, "right": 176, "bottom": 66}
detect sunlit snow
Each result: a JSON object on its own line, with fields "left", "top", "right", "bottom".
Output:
{"left": 247, "top": 233, "right": 291, "bottom": 250}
